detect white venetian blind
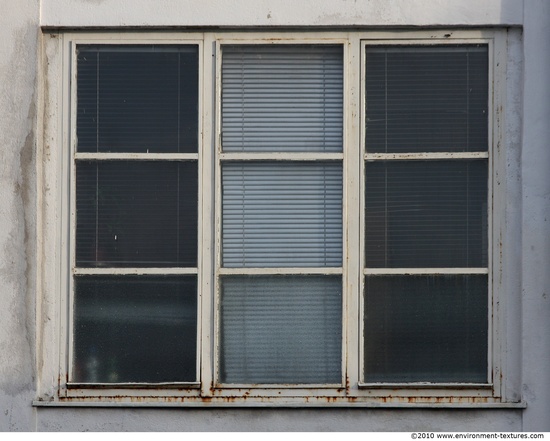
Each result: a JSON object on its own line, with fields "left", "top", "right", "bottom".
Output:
{"left": 220, "top": 275, "right": 342, "bottom": 384}
{"left": 222, "top": 162, "right": 343, "bottom": 267}
{"left": 219, "top": 45, "right": 344, "bottom": 384}
{"left": 221, "top": 45, "right": 343, "bottom": 153}
{"left": 221, "top": 45, "right": 343, "bottom": 268}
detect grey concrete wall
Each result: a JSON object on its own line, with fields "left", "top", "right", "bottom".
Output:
{"left": 0, "top": 0, "right": 39, "bottom": 432}
{"left": 0, "top": 0, "right": 549, "bottom": 432}
{"left": 40, "top": 0, "right": 523, "bottom": 27}
{"left": 35, "top": 408, "right": 523, "bottom": 432}
{"left": 520, "top": 0, "right": 550, "bottom": 431}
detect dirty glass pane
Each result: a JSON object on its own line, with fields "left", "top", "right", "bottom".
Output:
{"left": 77, "top": 45, "right": 198, "bottom": 153}
{"left": 365, "top": 160, "right": 488, "bottom": 268}
{"left": 222, "top": 45, "right": 343, "bottom": 153}
{"left": 76, "top": 161, "right": 198, "bottom": 267}
{"left": 220, "top": 275, "right": 342, "bottom": 384}
{"left": 364, "top": 275, "right": 488, "bottom": 383}
{"left": 365, "top": 45, "right": 488, "bottom": 153}
{"left": 222, "top": 162, "right": 342, "bottom": 267}
{"left": 73, "top": 275, "right": 197, "bottom": 383}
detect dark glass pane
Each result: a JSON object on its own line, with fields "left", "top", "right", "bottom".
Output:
{"left": 366, "top": 45, "right": 488, "bottom": 153}
{"left": 73, "top": 275, "right": 197, "bottom": 383}
{"left": 365, "top": 160, "right": 488, "bottom": 268}
{"left": 220, "top": 275, "right": 342, "bottom": 384}
{"left": 364, "top": 275, "right": 488, "bottom": 383}
{"left": 77, "top": 45, "right": 198, "bottom": 153}
{"left": 76, "top": 161, "right": 198, "bottom": 267}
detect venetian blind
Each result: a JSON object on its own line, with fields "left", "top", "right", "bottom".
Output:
{"left": 219, "top": 45, "right": 344, "bottom": 384}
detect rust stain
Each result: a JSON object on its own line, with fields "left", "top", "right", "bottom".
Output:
{"left": 55, "top": 394, "right": 493, "bottom": 405}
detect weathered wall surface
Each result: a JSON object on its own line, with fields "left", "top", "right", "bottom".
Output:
{"left": 1, "top": 0, "right": 549, "bottom": 432}
{"left": 0, "top": 0, "right": 39, "bottom": 432}
{"left": 520, "top": 0, "right": 550, "bottom": 430}
{"left": 35, "top": 408, "right": 523, "bottom": 432}
{"left": 40, "top": 0, "right": 522, "bottom": 27}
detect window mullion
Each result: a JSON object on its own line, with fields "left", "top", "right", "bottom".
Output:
{"left": 199, "top": 33, "right": 215, "bottom": 398}
{"left": 344, "top": 35, "right": 362, "bottom": 396}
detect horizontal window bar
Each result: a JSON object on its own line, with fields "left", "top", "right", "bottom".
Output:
{"left": 364, "top": 268, "right": 489, "bottom": 275}
{"left": 73, "top": 267, "right": 198, "bottom": 275}
{"left": 215, "top": 383, "right": 343, "bottom": 389}
{"left": 75, "top": 153, "right": 199, "bottom": 161}
{"left": 219, "top": 152, "right": 343, "bottom": 161}
{"left": 218, "top": 267, "right": 343, "bottom": 275}
{"left": 358, "top": 383, "right": 492, "bottom": 389}
{"left": 365, "top": 45, "right": 488, "bottom": 54}
{"left": 67, "top": 382, "right": 201, "bottom": 389}
{"left": 365, "top": 152, "right": 489, "bottom": 161}
{"left": 77, "top": 45, "right": 198, "bottom": 54}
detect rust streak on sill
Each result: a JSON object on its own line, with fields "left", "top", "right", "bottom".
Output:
{"left": 35, "top": 396, "right": 527, "bottom": 408}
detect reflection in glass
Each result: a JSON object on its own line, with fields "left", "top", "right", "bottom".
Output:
{"left": 73, "top": 276, "right": 197, "bottom": 383}
{"left": 77, "top": 45, "right": 199, "bottom": 153}
{"left": 76, "top": 161, "right": 198, "bottom": 267}
{"left": 364, "top": 275, "right": 488, "bottom": 383}
{"left": 365, "top": 160, "right": 487, "bottom": 268}
{"left": 365, "top": 45, "right": 488, "bottom": 153}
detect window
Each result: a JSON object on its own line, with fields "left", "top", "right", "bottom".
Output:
{"left": 72, "top": 44, "right": 200, "bottom": 384}
{"left": 362, "top": 44, "right": 490, "bottom": 384}
{"left": 42, "top": 30, "right": 512, "bottom": 406}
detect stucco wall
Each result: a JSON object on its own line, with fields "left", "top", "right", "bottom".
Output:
{"left": 520, "top": 0, "right": 550, "bottom": 430}
{"left": 0, "top": 0, "right": 39, "bottom": 432}
{"left": 1, "top": 0, "right": 549, "bottom": 432}
{"left": 40, "top": 0, "right": 522, "bottom": 28}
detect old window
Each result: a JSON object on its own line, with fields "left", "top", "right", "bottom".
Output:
{"left": 72, "top": 45, "right": 200, "bottom": 384}
{"left": 362, "top": 45, "right": 489, "bottom": 384}
{"left": 41, "top": 30, "right": 512, "bottom": 405}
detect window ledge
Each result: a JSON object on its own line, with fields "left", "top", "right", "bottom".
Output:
{"left": 32, "top": 398, "right": 527, "bottom": 409}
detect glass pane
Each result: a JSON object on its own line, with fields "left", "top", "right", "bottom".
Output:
{"left": 366, "top": 45, "right": 488, "bottom": 153}
{"left": 77, "top": 45, "right": 198, "bottom": 153}
{"left": 220, "top": 276, "right": 342, "bottom": 384}
{"left": 364, "top": 275, "right": 488, "bottom": 383}
{"left": 76, "top": 161, "right": 198, "bottom": 267}
{"left": 73, "top": 275, "right": 197, "bottom": 383}
{"left": 222, "top": 162, "right": 342, "bottom": 267}
{"left": 365, "top": 160, "right": 488, "bottom": 268}
{"left": 222, "top": 45, "right": 343, "bottom": 153}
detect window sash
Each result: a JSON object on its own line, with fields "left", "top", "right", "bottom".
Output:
{"left": 69, "top": 42, "right": 202, "bottom": 385}
{"left": 360, "top": 41, "right": 492, "bottom": 385}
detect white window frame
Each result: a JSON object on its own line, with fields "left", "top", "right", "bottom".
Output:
{"left": 34, "top": 29, "right": 524, "bottom": 407}
{"left": 213, "top": 37, "right": 348, "bottom": 394}
{"left": 359, "top": 38, "right": 494, "bottom": 394}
